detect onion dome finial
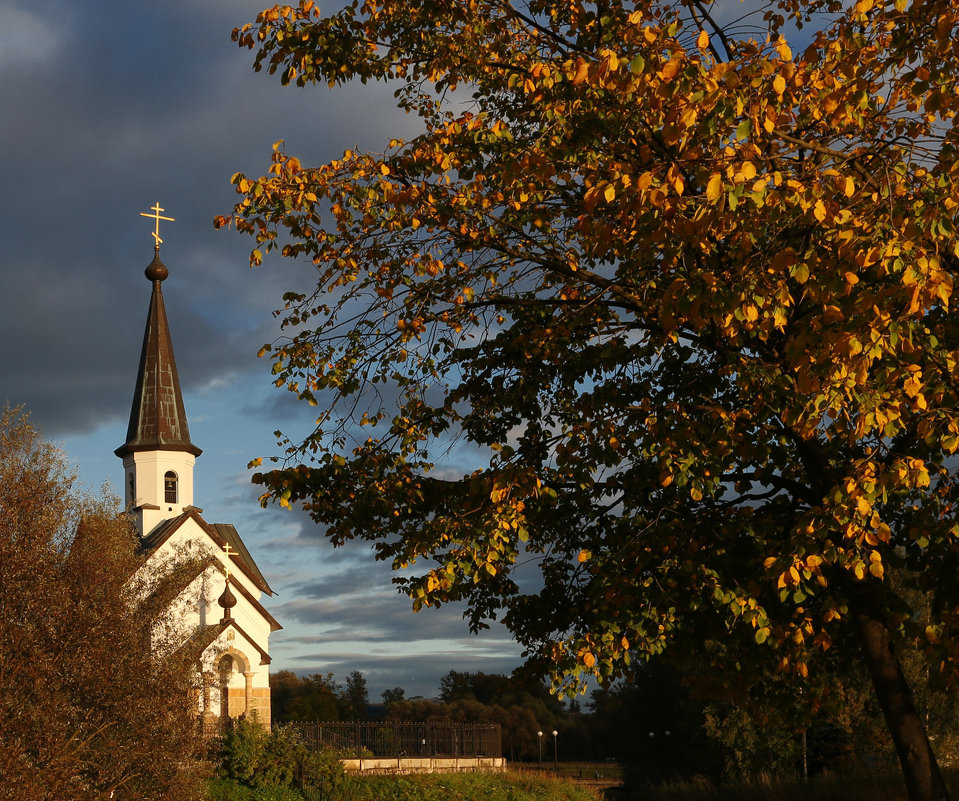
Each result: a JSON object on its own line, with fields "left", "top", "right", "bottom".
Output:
{"left": 145, "top": 249, "right": 169, "bottom": 282}
{"left": 218, "top": 578, "right": 238, "bottom": 621}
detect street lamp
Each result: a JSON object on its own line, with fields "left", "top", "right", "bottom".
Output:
{"left": 537, "top": 730, "right": 543, "bottom": 766}
{"left": 552, "top": 730, "right": 558, "bottom": 774}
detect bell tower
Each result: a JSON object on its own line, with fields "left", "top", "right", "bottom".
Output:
{"left": 115, "top": 205, "right": 202, "bottom": 536}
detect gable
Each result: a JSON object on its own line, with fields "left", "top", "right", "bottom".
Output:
{"left": 142, "top": 508, "right": 274, "bottom": 596}
{"left": 179, "top": 619, "right": 273, "bottom": 667}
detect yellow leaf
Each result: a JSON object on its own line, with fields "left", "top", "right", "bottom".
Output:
{"left": 604, "top": 184, "right": 616, "bottom": 203}
{"left": 573, "top": 58, "right": 590, "bottom": 85}
{"left": 583, "top": 651, "right": 596, "bottom": 668}
{"left": 773, "top": 74, "right": 786, "bottom": 96}
{"left": 600, "top": 49, "right": 619, "bottom": 74}
{"left": 660, "top": 58, "right": 681, "bottom": 82}
{"left": 697, "top": 29, "right": 709, "bottom": 49}
{"left": 706, "top": 173, "right": 723, "bottom": 202}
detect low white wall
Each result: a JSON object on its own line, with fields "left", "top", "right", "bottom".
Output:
{"left": 342, "top": 757, "right": 506, "bottom": 775}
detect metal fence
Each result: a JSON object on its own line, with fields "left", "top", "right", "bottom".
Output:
{"left": 289, "top": 721, "right": 502, "bottom": 759}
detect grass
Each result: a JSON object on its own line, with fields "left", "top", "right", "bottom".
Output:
{"left": 209, "top": 770, "right": 602, "bottom": 801}
{"left": 515, "top": 762, "right": 624, "bottom": 782}
{"left": 212, "top": 763, "right": 959, "bottom": 801}
{"left": 622, "top": 770, "right": 944, "bottom": 801}
{"left": 342, "top": 770, "right": 602, "bottom": 801}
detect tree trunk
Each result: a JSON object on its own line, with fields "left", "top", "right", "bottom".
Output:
{"left": 848, "top": 587, "right": 951, "bottom": 801}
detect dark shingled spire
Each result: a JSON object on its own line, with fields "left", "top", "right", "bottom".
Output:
{"left": 115, "top": 248, "right": 201, "bottom": 458}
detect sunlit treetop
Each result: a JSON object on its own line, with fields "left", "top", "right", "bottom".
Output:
{"left": 218, "top": 0, "right": 959, "bottom": 764}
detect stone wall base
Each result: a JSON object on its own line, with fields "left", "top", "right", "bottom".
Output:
{"left": 341, "top": 757, "right": 506, "bottom": 775}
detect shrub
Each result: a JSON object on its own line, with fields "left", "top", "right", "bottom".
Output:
{"left": 216, "top": 717, "right": 345, "bottom": 798}
{"left": 299, "top": 747, "right": 348, "bottom": 799}
{"left": 219, "top": 717, "right": 271, "bottom": 785}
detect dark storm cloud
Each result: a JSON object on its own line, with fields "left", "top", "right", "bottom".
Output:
{"left": 4, "top": 0, "right": 525, "bottom": 693}
{"left": 0, "top": 0, "right": 415, "bottom": 438}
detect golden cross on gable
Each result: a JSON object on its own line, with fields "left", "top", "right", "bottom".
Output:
{"left": 223, "top": 543, "right": 238, "bottom": 581}
{"left": 140, "top": 202, "right": 174, "bottom": 246}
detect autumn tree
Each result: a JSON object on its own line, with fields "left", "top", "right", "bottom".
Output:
{"left": 0, "top": 407, "right": 206, "bottom": 801}
{"left": 219, "top": 0, "right": 959, "bottom": 797}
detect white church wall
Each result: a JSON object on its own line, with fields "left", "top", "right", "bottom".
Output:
{"left": 123, "top": 450, "right": 196, "bottom": 535}
{"left": 147, "top": 522, "right": 273, "bottom": 709}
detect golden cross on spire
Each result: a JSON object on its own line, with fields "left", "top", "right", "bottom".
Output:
{"left": 140, "top": 202, "right": 174, "bottom": 247}
{"left": 223, "top": 543, "right": 238, "bottom": 581}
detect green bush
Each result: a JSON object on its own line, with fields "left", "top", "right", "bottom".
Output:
{"left": 259, "top": 724, "right": 303, "bottom": 788}
{"left": 208, "top": 777, "right": 305, "bottom": 801}
{"left": 219, "top": 718, "right": 270, "bottom": 786}
{"left": 215, "top": 718, "right": 345, "bottom": 798}
{"left": 299, "top": 747, "right": 349, "bottom": 799}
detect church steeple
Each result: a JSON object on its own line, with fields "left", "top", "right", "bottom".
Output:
{"left": 115, "top": 248, "right": 201, "bottom": 460}
{"left": 117, "top": 213, "right": 201, "bottom": 536}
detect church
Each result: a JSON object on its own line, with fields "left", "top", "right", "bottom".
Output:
{"left": 115, "top": 208, "right": 280, "bottom": 728}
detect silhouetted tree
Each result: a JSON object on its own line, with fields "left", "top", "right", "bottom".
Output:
{"left": 339, "top": 670, "right": 370, "bottom": 720}
{"left": 270, "top": 671, "right": 341, "bottom": 722}
{"left": 381, "top": 686, "right": 406, "bottom": 704}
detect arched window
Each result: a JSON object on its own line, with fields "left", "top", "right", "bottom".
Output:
{"left": 127, "top": 472, "right": 135, "bottom": 506}
{"left": 164, "top": 471, "right": 178, "bottom": 504}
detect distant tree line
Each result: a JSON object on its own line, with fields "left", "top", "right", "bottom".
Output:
{"left": 271, "top": 654, "right": 959, "bottom": 786}
{"left": 270, "top": 669, "right": 372, "bottom": 723}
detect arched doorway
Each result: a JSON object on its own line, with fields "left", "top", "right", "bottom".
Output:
{"left": 215, "top": 647, "right": 252, "bottom": 721}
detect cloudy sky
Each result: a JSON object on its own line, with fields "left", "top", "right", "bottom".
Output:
{"left": 0, "top": 0, "right": 523, "bottom": 699}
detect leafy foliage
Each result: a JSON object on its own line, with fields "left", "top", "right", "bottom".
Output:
{"left": 216, "top": 717, "right": 346, "bottom": 798}
{"left": 0, "top": 407, "right": 206, "bottom": 800}
{"left": 220, "top": 0, "right": 959, "bottom": 796}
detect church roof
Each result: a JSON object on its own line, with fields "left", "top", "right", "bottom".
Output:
{"left": 143, "top": 507, "right": 276, "bottom": 598}
{"left": 115, "top": 248, "right": 201, "bottom": 459}
{"left": 210, "top": 523, "right": 274, "bottom": 597}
